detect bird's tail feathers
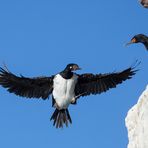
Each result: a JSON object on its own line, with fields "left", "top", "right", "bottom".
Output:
{"left": 50, "top": 109, "right": 72, "bottom": 128}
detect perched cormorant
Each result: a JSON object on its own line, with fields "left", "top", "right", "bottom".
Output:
{"left": 126, "top": 34, "right": 148, "bottom": 50}
{"left": 0, "top": 63, "right": 137, "bottom": 128}
{"left": 140, "top": 0, "right": 148, "bottom": 8}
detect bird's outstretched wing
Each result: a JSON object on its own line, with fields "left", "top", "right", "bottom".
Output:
{"left": 0, "top": 68, "right": 54, "bottom": 99}
{"left": 75, "top": 66, "right": 137, "bottom": 98}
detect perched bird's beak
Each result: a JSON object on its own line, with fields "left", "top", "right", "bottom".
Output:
{"left": 125, "top": 38, "right": 137, "bottom": 47}
{"left": 125, "top": 41, "right": 134, "bottom": 46}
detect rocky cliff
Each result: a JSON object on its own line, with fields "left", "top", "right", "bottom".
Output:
{"left": 125, "top": 85, "right": 148, "bottom": 148}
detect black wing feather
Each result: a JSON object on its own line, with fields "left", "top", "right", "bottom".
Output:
{"left": 75, "top": 66, "right": 137, "bottom": 98}
{"left": 0, "top": 68, "right": 54, "bottom": 99}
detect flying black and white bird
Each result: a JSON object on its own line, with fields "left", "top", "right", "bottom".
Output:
{"left": 126, "top": 34, "right": 148, "bottom": 50}
{"left": 0, "top": 63, "right": 137, "bottom": 128}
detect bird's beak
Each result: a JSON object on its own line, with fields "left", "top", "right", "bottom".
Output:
{"left": 125, "top": 41, "right": 134, "bottom": 46}
{"left": 72, "top": 65, "right": 81, "bottom": 71}
{"left": 77, "top": 67, "right": 81, "bottom": 70}
{"left": 125, "top": 38, "right": 137, "bottom": 47}
{"left": 76, "top": 67, "right": 81, "bottom": 70}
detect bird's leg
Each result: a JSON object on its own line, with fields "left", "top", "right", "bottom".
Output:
{"left": 71, "top": 97, "right": 76, "bottom": 104}
{"left": 71, "top": 92, "right": 87, "bottom": 104}
{"left": 75, "top": 92, "right": 87, "bottom": 99}
{"left": 54, "top": 103, "right": 61, "bottom": 110}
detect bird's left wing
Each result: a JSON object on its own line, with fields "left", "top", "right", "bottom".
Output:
{"left": 75, "top": 66, "right": 137, "bottom": 98}
{"left": 0, "top": 68, "right": 54, "bottom": 99}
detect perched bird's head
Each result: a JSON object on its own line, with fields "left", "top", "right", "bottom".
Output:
{"left": 65, "top": 63, "right": 81, "bottom": 71}
{"left": 126, "top": 34, "right": 147, "bottom": 46}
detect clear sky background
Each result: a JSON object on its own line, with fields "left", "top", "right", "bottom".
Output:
{"left": 0, "top": 0, "right": 148, "bottom": 148}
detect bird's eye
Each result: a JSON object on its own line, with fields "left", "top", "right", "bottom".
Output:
{"left": 70, "top": 66, "right": 73, "bottom": 69}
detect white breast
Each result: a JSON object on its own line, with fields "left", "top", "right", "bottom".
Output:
{"left": 52, "top": 74, "right": 78, "bottom": 109}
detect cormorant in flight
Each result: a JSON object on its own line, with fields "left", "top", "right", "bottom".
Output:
{"left": 0, "top": 63, "right": 137, "bottom": 128}
{"left": 126, "top": 34, "right": 148, "bottom": 50}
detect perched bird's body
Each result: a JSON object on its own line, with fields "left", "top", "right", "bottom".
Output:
{"left": 126, "top": 34, "right": 148, "bottom": 50}
{"left": 0, "top": 63, "right": 138, "bottom": 128}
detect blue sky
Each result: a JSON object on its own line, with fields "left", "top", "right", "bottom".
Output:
{"left": 0, "top": 0, "right": 148, "bottom": 148}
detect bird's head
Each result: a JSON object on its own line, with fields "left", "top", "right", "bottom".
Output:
{"left": 126, "top": 34, "right": 147, "bottom": 46}
{"left": 65, "top": 63, "right": 81, "bottom": 72}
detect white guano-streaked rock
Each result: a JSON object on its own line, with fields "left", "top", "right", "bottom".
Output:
{"left": 125, "top": 85, "right": 148, "bottom": 148}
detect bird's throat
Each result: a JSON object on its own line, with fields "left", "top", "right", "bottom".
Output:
{"left": 60, "top": 70, "right": 73, "bottom": 79}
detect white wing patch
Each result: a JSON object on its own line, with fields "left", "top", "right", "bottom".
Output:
{"left": 52, "top": 74, "right": 78, "bottom": 109}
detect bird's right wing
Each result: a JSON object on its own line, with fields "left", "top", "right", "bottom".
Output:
{"left": 75, "top": 65, "right": 138, "bottom": 98}
{"left": 0, "top": 68, "right": 54, "bottom": 100}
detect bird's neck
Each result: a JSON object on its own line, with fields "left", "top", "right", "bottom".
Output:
{"left": 140, "top": 36, "right": 148, "bottom": 43}
{"left": 143, "top": 42, "right": 148, "bottom": 50}
{"left": 60, "top": 69, "right": 73, "bottom": 79}
{"left": 142, "top": 36, "right": 148, "bottom": 50}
